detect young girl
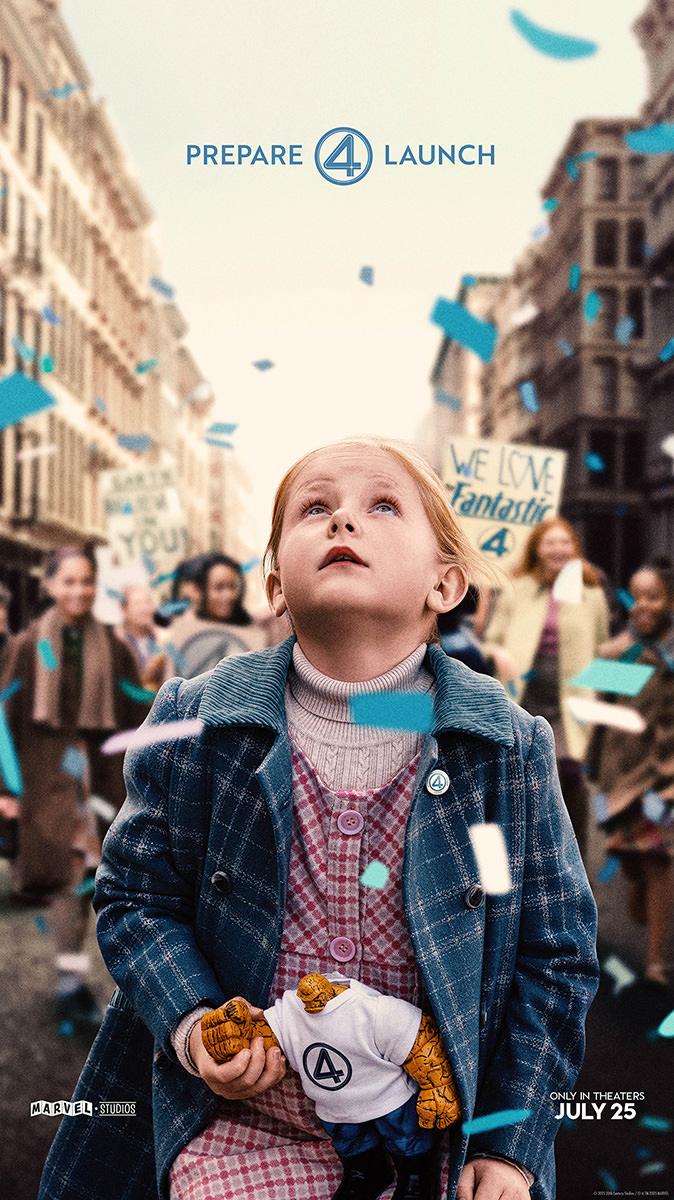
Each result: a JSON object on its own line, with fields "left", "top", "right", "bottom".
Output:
{"left": 0, "top": 546, "right": 148, "bottom": 1025}
{"left": 39, "top": 439, "right": 598, "bottom": 1200}
{"left": 588, "top": 557, "right": 674, "bottom": 987}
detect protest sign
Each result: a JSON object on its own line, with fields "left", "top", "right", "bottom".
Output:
{"left": 98, "top": 465, "right": 189, "bottom": 579}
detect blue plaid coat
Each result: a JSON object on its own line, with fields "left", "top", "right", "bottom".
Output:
{"left": 38, "top": 638, "right": 598, "bottom": 1200}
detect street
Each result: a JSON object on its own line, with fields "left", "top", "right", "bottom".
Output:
{"left": 0, "top": 815, "right": 672, "bottom": 1200}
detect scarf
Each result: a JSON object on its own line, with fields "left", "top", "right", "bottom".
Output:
{"left": 33, "top": 606, "right": 117, "bottom": 731}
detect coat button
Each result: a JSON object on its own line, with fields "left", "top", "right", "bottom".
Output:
{"left": 329, "top": 936, "right": 356, "bottom": 962}
{"left": 425, "top": 769, "right": 450, "bottom": 796}
{"left": 337, "top": 810, "right": 365, "bottom": 836}
{"left": 154, "top": 1048, "right": 173, "bottom": 1072}
{"left": 211, "top": 870, "right": 233, "bottom": 895}
{"left": 463, "top": 884, "right": 484, "bottom": 910}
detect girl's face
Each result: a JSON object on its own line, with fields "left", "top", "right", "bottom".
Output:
{"left": 266, "top": 446, "right": 465, "bottom": 636}
{"left": 205, "top": 564, "right": 241, "bottom": 621}
{"left": 47, "top": 555, "right": 96, "bottom": 625}
{"left": 630, "top": 569, "right": 673, "bottom": 639}
{"left": 536, "top": 524, "right": 576, "bottom": 580}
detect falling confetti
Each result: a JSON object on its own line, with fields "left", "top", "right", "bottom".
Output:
{"left": 509, "top": 10, "right": 598, "bottom": 59}
{"left": 58, "top": 1021, "right": 75, "bottom": 1037}
{"left": 469, "top": 824, "right": 512, "bottom": 894}
{"left": 656, "top": 1008, "right": 674, "bottom": 1038}
{"left": 614, "top": 315, "right": 636, "bottom": 346}
{"left": 566, "top": 696, "right": 646, "bottom": 735}
{"left": 241, "top": 557, "right": 260, "bottom": 574}
{"left": 135, "top": 358, "right": 159, "bottom": 375}
{"left": 117, "top": 433, "right": 152, "bottom": 452}
{"left": 60, "top": 746, "right": 86, "bottom": 780}
{"left": 434, "top": 388, "right": 462, "bottom": 410}
{"left": 10, "top": 336, "right": 35, "bottom": 362}
{"left": 0, "top": 373, "right": 56, "bottom": 430}
{"left": 253, "top": 359, "right": 274, "bottom": 371}
{"left": 615, "top": 588, "right": 635, "bottom": 611}
{"left": 461, "top": 274, "right": 477, "bottom": 287}
{"left": 349, "top": 692, "right": 434, "bottom": 733}
{"left": 430, "top": 298, "right": 497, "bottom": 363}
{"left": 542, "top": 197, "right": 558, "bottom": 211}
{"left": 149, "top": 276, "right": 175, "bottom": 299}
{"left": 0, "top": 704, "right": 22, "bottom": 794}
{"left": 569, "top": 264, "right": 581, "bottom": 292}
{"left": 625, "top": 123, "right": 674, "bottom": 154}
{"left": 40, "top": 355, "right": 54, "bottom": 373}
{"left": 566, "top": 158, "right": 580, "bottom": 182}
{"left": 597, "top": 1169, "right": 618, "bottom": 1192}
{"left": 462, "top": 1109, "right": 532, "bottom": 1137}
{"left": 101, "top": 718, "right": 205, "bottom": 756}
{"left": 552, "top": 559, "right": 583, "bottom": 604}
{"left": 207, "top": 422, "right": 238, "bottom": 436}
{"left": 638, "top": 1162, "right": 666, "bottom": 1176}
{"left": 658, "top": 338, "right": 674, "bottom": 363}
{"left": 506, "top": 680, "right": 517, "bottom": 697}
{"left": 359, "top": 265, "right": 374, "bottom": 285}
{"left": 518, "top": 381, "right": 539, "bottom": 413}
{"left": 89, "top": 794, "right": 116, "bottom": 823}
{"left": 37, "top": 638, "right": 58, "bottom": 670}
{"left": 205, "top": 437, "right": 235, "bottom": 449}
{"left": 569, "top": 659, "right": 655, "bottom": 697}
{"left": 46, "top": 82, "right": 83, "bottom": 99}
{"left": 34, "top": 915, "right": 49, "bottom": 935}
{"left": 0, "top": 679, "right": 22, "bottom": 702}
{"left": 639, "top": 1115, "right": 672, "bottom": 1132}
{"left": 41, "top": 305, "right": 63, "bottom": 325}
{"left": 119, "top": 680, "right": 156, "bottom": 704}
{"left": 157, "top": 599, "right": 191, "bottom": 620}
{"left": 95, "top": 396, "right": 107, "bottom": 415}
{"left": 597, "top": 856, "right": 620, "bottom": 884}
{"left": 584, "top": 291, "right": 602, "bottom": 323}
{"left": 359, "top": 861, "right": 390, "bottom": 889}
{"left": 16, "top": 442, "right": 57, "bottom": 463}
{"left": 558, "top": 340, "right": 574, "bottom": 357}
{"left": 584, "top": 452, "right": 605, "bottom": 472}
{"left": 73, "top": 876, "right": 96, "bottom": 897}
{"left": 661, "top": 434, "right": 674, "bottom": 460}
{"left": 151, "top": 570, "right": 177, "bottom": 587}
{"left": 592, "top": 791, "right": 611, "bottom": 822}
{"left": 602, "top": 954, "right": 636, "bottom": 995}
{"left": 642, "top": 790, "right": 667, "bottom": 823}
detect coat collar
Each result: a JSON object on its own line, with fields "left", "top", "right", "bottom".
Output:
{"left": 198, "top": 636, "right": 514, "bottom": 747}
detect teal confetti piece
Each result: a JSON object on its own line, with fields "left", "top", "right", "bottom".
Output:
{"left": 635, "top": 1148, "right": 652, "bottom": 1161}
{"left": 462, "top": 1109, "right": 532, "bottom": 1137}
{"left": 639, "top": 1115, "right": 672, "bottom": 1132}
{"left": 117, "top": 433, "right": 152, "bottom": 452}
{"left": 566, "top": 158, "right": 580, "bottom": 181}
{"left": 149, "top": 276, "right": 174, "bottom": 299}
{"left": 0, "top": 679, "right": 22, "bottom": 702}
{"left": 461, "top": 274, "right": 477, "bottom": 287}
{"left": 584, "top": 291, "right": 602, "bottom": 323}
{"left": 34, "top": 915, "right": 49, "bottom": 934}
{"left": 614, "top": 315, "right": 636, "bottom": 346}
{"left": 642, "top": 790, "right": 667, "bottom": 823}
{"left": 430, "top": 298, "right": 497, "bottom": 363}
{"left": 73, "top": 876, "right": 96, "bottom": 897}
{"left": 619, "top": 641, "right": 643, "bottom": 663}
{"left": 518, "top": 381, "right": 539, "bottom": 413}
{"left": 135, "top": 358, "right": 159, "bottom": 375}
{"left": 106, "top": 588, "right": 125, "bottom": 603}
{"left": 11, "top": 335, "right": 35, "bottom": 362}
{"left": 37, "top": 638, "right": 58, "bottom": 670}
{"left": 626, "top": 123, "right": 674, "bottom": 154}
{"left": 0, "top": 372, "right": 57, "bottom": 430}
{"left": 615, "top": 588, "right": 635, "bottom": 611}
{"left": 121, "top": 504, "right": 133, "bottom": 515}
{"left": 349, "top": 692, "right": 434, "bottom": 733}
{"left": 41, "top": 305, "right": 63, "bottom": 325}
{"left": 520, "top": 669, "right": 538, "bottom": 683}
{"left": 593, "top": 791, "right": 610, "bottom": 823}
{"left": 207, "top": 422, "right": 238, "bottom": 436}
{"left": 569, "top": 658, "right": 655, "bottom": 697}
{"left": 0, "top": 703, "right": 22, "bottom": 795}
{"left": 360, "top": 862, "right": 390, "bottom": 889}
{"left": 658, "top": 337, "right": 674, "bottom": 363}
{"left": 46, "top": 82, "right": 83, "bottom": 99}
{"left": 142, "top": 551, "right": 155, "bottom": 576}
{"left": 569, "top": 264, "right": 581, "bottom": 292}
{"left": 656, "top": 1007, "right": 674, "bottom": 1038}
{"left": 506, "top": 680, "right": 517, "bottom": 697}
{"left": 157, "top": 599, "right": 191, "bottom": 620}
{"left": 561, "top": 1115, "right": 576, "bottom": 1129}
{"left": 119, "top": 680, "right": 156, "bottom": 704}
{"left": 205, "top": 437, "right": 235, "bottom": 449}
{"left": 531, "top": 224, "right": 548, "bottom": 241}
{"left": 253, "top": 359, "right": 274, "bottom": 371}
{"left": 359, "top": 265, "right": 374, "bottom": 286}
{"left": 58, "top": 1020, "right": 75, "bottom": 1037}
{"left": 584, "top": 452, "right": 605, "bottom": 472}
{"left": 60, "top": 746, "right": 86, "bottom": 780}
{"left": 95, "top": 396, "right": 107, "bottom": 414}
{"left": 40, "top": 355, "right": 54, "bottom": 373}
{"left": 575, "top": 150, "right": 598, "bottom": 164}
{"left": 542, "top": 197, "right": 558, "bottom": 212}
{"left": 558, "top": 340, "right": 574, "bottom": 357}
{"left": 509, "top": 10, "right": 598, "bottom": 59}
{"left": 597, "top": 1169, "right": 618, "bottom": 1192}
{"left": 434, "top": 388, "right": 461, "bottom": 410}
{"left": 597, "top": 855, "right": 620, "bottom": 883}
{"left": 241, "top": 557, "right": 260, "bottom": 574}
{"left": 151, "top": 570, "right": 177, "bottom": 587}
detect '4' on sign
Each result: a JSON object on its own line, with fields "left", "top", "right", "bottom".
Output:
{"left": 324, "top": 133, "right": 361, "bottom": 178}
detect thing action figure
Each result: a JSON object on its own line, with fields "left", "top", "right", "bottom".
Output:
{"left": 202, "top": 973, "right": 461, "bottom": 1200}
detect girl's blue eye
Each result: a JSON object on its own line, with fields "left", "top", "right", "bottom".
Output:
{"left": 372, "top": 500, "right": 398, "bottom": 513}
{"left": 303, "top": 502, "right": 329, "bottom": 515}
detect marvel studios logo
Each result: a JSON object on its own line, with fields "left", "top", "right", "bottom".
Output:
{"left": 31, "top": 1099, "right": 136, "bottom": 1116}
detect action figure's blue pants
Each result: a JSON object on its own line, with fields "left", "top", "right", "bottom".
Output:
{"left": 320, "top": 1092, "right": 435, "bottom": 1157}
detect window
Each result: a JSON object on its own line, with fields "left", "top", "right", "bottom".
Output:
{"left": 32, "top": 315, "right": 40, "bottom": 381}
{"left": 627, "top": 220, "right": 645, "bottom": 268}
{"left": 34, "top": 216, "right": 42, "bottom": 270}
{"left": 595, "top": 287, "right": 618, "bottom": 337}
{"left": 0, "top": 171, "right": 7, "bottom": 236}
{"left": 629, "top": 156, "right": 646, "bottom": 201}
{"left": 626, "top": 287, "right": 644, "bottom": 338}
{"left": 594, "top": 219, "right": 619, "bottom": 267}
{"left": 622, "top": 431, "right": 644, "bottom": 487}
{"left": 593, "top": 357, "right": 619, "bottom": 413}
{"left": 17, "top": 84, "right": 27, "bottom": 154}
{"left": 35, "top": 113, "right": 43, "bottom": 179}
{"left": 587, "top": 429, "right": 617, "bottom": 488}
{"left": 1, "top": 54, "right": 9, "bottom": 126}
{"left": 596, "top": 157, "right": 619, "bottom": 201}
{"left": 15, "top": 300, "right": 24, "bottom": 371}
{"left": 50, "top": 169, "right": 58, "bottom": 241}
{"left": 16, "top": 195, "right": 25, "bottom": 259}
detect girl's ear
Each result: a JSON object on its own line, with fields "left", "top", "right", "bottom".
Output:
{"left": 426, "top": 563, "right": 469, "bottom": 615}
{"left": 265, "top": 570, "right": 287, "bottom": 618}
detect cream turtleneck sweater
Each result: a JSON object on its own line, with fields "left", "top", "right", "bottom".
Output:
{"left": 285, "top": 642, "right": 436, "bottom": 790}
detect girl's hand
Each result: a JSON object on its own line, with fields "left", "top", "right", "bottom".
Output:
{"left": 189, "top": 997, "right": 286, "bottom": 1100}
{"left": 457, "top": 1159, "right": 531, "bottom": 1199}
{"left": 0, "top": 796, "right": 20, "bottom": 819}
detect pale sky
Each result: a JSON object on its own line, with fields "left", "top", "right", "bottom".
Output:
{"left": 63, "top": 0, "right": 648, "bottom": 553}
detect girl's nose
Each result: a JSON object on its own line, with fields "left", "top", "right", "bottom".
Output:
{"left": 329, "top": 508, "right": 358, "bottom": 535}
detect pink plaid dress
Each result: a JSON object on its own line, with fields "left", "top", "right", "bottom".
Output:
{"left": 170, "top": 741, "right": 451, "bottom": 1200}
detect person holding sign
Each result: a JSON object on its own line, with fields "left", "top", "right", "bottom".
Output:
{"left": 39, "top": 440, "right": 597, "bottom": 1200}
{"left": 481, "top": 518, "right": 609, "bottom": 856}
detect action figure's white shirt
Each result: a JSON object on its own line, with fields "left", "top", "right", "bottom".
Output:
{"left": 264, "top": 976, "right": 422, "bottom": 1124}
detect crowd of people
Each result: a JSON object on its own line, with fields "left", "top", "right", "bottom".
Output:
{"left": 0, "top": 441, "right": 671, "bottom": 1200}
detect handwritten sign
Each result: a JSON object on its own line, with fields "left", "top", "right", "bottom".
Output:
{"left": 99, "top": 465, "right": 189, "bottom": 578}
{"left": 441, "top": 437, "right": 567, "bottom": 565}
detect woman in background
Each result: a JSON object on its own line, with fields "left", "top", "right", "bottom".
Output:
{"left": 166, "top": 553, "right": 264, "bottom": 679}
{"left": 481, "top": 517, "right": 610, "bottom": 854}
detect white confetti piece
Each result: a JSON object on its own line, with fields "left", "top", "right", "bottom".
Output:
{"left": 565, "top": 696, "right": 646, "bottom": 734}
{"left": 469, "top": 823, "right": 512, "bottom": 894}
{"left": 101, "top": 718, "right": 204, "bottom": 756}
{"left": 552, "top": 559, "right": 583, "bottom": 604}
{"left": 602, "top": 954, "right": 636, "bottom": 995}
{"left": 16, "top": 442, "right": 58, "bottom": 461}
{"left": 88, "top": 794, "right": 116, "bottom": 823}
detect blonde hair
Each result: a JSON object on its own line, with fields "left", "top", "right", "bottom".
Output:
{"left": 263, "top": 436, "right": 496, "bottom": 587}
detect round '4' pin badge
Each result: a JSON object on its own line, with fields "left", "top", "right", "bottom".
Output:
{"left": 315, "top": 127, "right": 373, "bottom": 185}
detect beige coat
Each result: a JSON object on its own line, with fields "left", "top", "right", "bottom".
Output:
{"left": 482, "top": 573, "right": 610, "bottom": 760}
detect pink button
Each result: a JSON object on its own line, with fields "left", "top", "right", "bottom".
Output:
{"left": 337, "top": 809, "right": 364, "bottom": 836}
{"left": 329, "top": 936, "right": 356, "bottom": 963}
